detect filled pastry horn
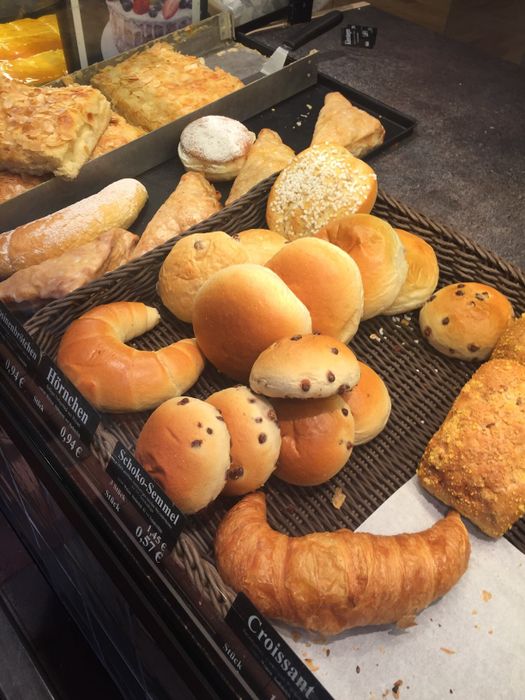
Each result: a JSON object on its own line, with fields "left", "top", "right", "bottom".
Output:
{"left": 215, "top": 492, "right": 470, "bottom": 635}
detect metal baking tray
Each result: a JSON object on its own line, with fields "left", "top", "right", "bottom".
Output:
{"left": 0, "top": 12, "right": 318, "bottom": 232}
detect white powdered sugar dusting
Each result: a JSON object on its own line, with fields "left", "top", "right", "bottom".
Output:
{"left": 180, "top": 116, "right": 255, "bottom": 164}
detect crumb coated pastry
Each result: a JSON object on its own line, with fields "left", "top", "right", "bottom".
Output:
{"left": 250, "top": 334, "right": 360, "bottom": 400}
{"left": 136, "top": 397, "right": 231, "bottom": 514}
{"left": 266, "top": 144, "right": 377, "bottom": 240}
{"left": 316, "top": 214, "right": 407, "bottom": 320}
{"left": 266, "top": 237, "right": 364, "bottom": 342}
{"left": 273, "top": 395, "right": 355, "bottom": 486}
{"left": 91, "top": 43, "right": 244, "bottom": 132}
{"left": 383, "top": 228, "right": 439, "bottom": 315}
{"left": 178, "top": 116, "right": 255, "bottom": 181}
{"left": 236, "top": 229, "right": 287, "bottom": 265}
{"left": 207, "top": 386, "right": 281, "bottom": 496}
{"left": 342, "top": 362, "right": 391, "bottom": 445}
{"left": 491, "top": 313, "right": 525, "bottom": 364}
{"left": 193, "top": 263, "right": 312, "bottom": 382}
{"left": 158, "top": 231, "right": 248, "bottom": 323}
{"left": 0, "top": 76, "right": 111, "bottom": 178}
{"left": 419, "top": 282, "right": 514, "bottom": 360}
{"left": 418, "top": 359, "right": 525, "bottom": 537}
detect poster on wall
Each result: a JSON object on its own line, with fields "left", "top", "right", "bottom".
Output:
{"left": 68, "top": 0, "right": 205, "bottom": 66}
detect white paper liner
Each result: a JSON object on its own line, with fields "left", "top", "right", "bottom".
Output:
{"left": 274, "top": 477, "right": 525, "bottom": 699}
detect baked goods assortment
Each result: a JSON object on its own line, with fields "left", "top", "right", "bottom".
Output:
{"left": 266, "top": 144, "right": 378, "bottom": 240}
{"left": 0, "top": 76, "right": 111, "bottom": 179}
{"left": 310, "top": 91, "right": 386, "bottom": 158}
{"left": 419, "top": 281, "right": 514, "bottom": 360}
{"left": 215, "top": 492, "right": 470, "bottom": 634}
{"left": 91, "top": 42, "right": 244, "bottom": 132}
{"left": 266, "top": 237, "right": 364, "bottom": 342}
{"left": 56, "top": 301, "right": 205, "bottom": 412}
{"left": 131, "top": 172, "right": 222, "bottom": 258}
{"left": 418, "top": 359, "right": 525, "bottom": 537}
{"left": 178, "top": 116, "right": 256, "bottom": 182}
{"left": 135, "top": 397, "right": 231, "bottom": 514}
{"left": 0, "top": 178, "right": 147, "bottom": 277}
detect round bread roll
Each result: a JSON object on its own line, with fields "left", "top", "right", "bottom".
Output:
{"left": 56, "top": 301, "right": 205, "bottom": 412}
{"left": 237, "top": 228, "right": 287, "bottom": 265}
{"left": 135, "top": 397, "right": 231, "bottom": 513}
{"left": 206, "top": 386, "right": 281, "bottom": 496}
{"left": 193, "top": 264, "right": 312, "bottom": 382}
{"left": 342, "top": 362, "right": 391, "bottom": 445}
{"left": 492, "top": 312, "right": 525, "bottom": 363}
{"left": 383, "top": 228, "right": 439, "bottom": 315}
{"left": 158, "top": 231, "right": 247, "bottom": 322}
{"left": 273, "top": 396, "right": 355, "bottom": 486}
{"left": 316, "top": 214, "right": 408, "bottom": 320}
{"left": 178, "top": 116, "right": 256, "bottom": 181}
{"left": 266, "top": 237, "right": 364, "bottom": 342}
{"left": 250, "top": 334, "right": 360, "bottom": 400}
{"left": 266, "top": 144, "right": 377, "bottom": 240}
{"left": 419, "top": 282, "right": 514, "bottom": 360}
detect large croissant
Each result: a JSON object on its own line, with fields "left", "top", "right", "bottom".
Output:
{"left": 215, "top": 492, "right": 470, "bottom": 635}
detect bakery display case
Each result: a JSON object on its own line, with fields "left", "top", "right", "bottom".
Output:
{"left": 1, "top": 6, "right": 525, "bottom": 699}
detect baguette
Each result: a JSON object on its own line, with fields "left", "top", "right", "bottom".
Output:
{"left": 0, "top": 178, "right": 147, "bottom": 277}
{"left": 215, "top": 492, "right": 470, "bottom": 635}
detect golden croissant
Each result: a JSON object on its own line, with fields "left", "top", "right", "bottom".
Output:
{"left": 215, "top": 492, "right": 470, "bottom": 635}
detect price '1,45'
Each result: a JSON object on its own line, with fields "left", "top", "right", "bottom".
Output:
{"left": 135, "top": 524, "right": 168, "bottom": 563}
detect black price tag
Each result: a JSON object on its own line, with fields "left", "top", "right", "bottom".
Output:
{"left": 0, "top": 301, "right": 41, "bottom": 370}
{"left": 342, "top": 24, "right": 377, "bottom": 49}
{"left": 37, "top": 355, "right": 99, "bottom": 446}
{"left": 226, "top": 593, "right": 334, "bottom": 700}
{"left": 35, "top": 383, "right": 88, "bottom": 461}
{"left": 106, "top": 442, "right": 184, "bottom": 562}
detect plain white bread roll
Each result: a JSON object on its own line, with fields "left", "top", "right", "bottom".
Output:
{"left": 266, "top": 237, "right": 364, "bottom": 342}
{"left": 341, "top": 361, "right": 391, "bottom": 445}
{"left": 316, "top": 213, "right": 408, "bottom": 320}
{"left": 419, "top": 282, "right": 514, "bottom": 361}
{"left": 178, "top": 116, "right": 255, "bottom": 181}
{"left": 135, "top": 397, "right": 231, "bottom": 514}
{"left": 193, "top": 264, "right": 312, "bottom": 382}
{"left": 266, "top": 144, "right": 377, "bottom": 240}
{"left": 158, "top": 231, "right": 247, "bottom": 322}
{"left": 236, "top": 229, "right": 287, "bottom": 265}
{"left": 206, "top": 386, "right": 281, "bottom": 496}
{"left": 250, "top": 334, "right": 360, "bottom": 399}
{"left": 273, "top": 396, "right": 355, "bottom": 486}
{"left": 383, "top": 228, "right": 440, "bottom": 315}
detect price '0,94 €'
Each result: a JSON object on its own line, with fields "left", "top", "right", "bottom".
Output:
{"left": 135, "top": 524, "right": 168, "bottom": 564}
{"left": 59, "top": 424, "right": 84, "bottom": 459}
{"left": 4, "top": 357, "right": 25, "bottom": 389}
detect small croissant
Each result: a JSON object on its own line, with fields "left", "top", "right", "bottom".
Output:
{"left": 215, "top": 492, "right": 470, "bottom": 635}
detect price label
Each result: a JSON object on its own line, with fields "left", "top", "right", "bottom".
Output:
{"left": 2, "top": 353, "right": 27, "bottom": 392}
{"left": 342, "top": 24, "right": 378, "bottom": 49}
{"left": 0, "top": 301, "right": 40, "bottom": 370}
{"left": 106, "top": 442, "right": 184, "bottom": 561}
{"left": 37, "top": 355, "right": 99, "bottom": 446}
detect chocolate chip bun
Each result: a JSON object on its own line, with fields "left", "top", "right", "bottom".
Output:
{"left": 135, "top": 397, "right": 231, "bottom": 514}
{"left": 342, "top": 362, "right": 391, "bottom": 445}
{"left": 316, "top": 214, "right": 408, "bottom": 320}
{"left": 236, "top": 229, "right": 287, "bottom": 265}
{"left": 273, "top": 396, "right": 355, "bottom": 486}
{"left": 419, "top": 282, "right": 514, "bottom": 360}
{"left": 193, "top": 264, "right": 312, "bottom": 382}
{"left": 383, "top": 228, "right": 439, "bottom": 315}
{"left": 266, "top": 144, "right": 377, "bottom": 240}
{"left": 266, "top": 237, "right": 364, "bottom": 342}
{"left": 178, "top": 116, "right": 255, "bottom": 181}
{"left": 206, "top": 386, "right": 281, "bottom": 496}
{"left": 250, "top": 334, "right": 360, "bottom": 400}
{"left": 492, "top": 312, "right": 525, "bottom": 363}
{"left": 158, "top": 231, "right": 247, "bottom": 322}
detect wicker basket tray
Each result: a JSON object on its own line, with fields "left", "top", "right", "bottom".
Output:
{"left": 24, "top": 175, "right": 525, "bottom": 617}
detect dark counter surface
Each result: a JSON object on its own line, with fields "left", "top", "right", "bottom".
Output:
{"left": 247, "top": 5, "right": 525, "bottom": 270}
